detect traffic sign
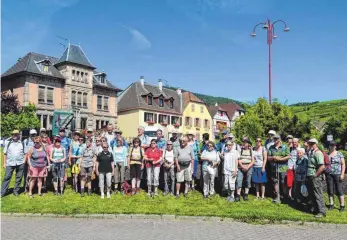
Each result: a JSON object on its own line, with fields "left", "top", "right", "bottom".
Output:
{"left": 327, "top": 135, "right": 333, "bottom": 141}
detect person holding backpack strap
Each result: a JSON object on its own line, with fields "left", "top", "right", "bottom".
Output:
{"left": 128, "top": 137, "right": 144, "bottom": 195}
{"left": 326, "top": 141, "right": 345, "bottom": 212}
{"left": 1, "top": 130, "right": 26, "bottom": 197}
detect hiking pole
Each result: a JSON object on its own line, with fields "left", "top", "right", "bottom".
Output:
{"left": 276, "top": 162, "right": 280, "bottom": 203}
{"left": 60, "top": 163, "right": 63, "bottom": 197}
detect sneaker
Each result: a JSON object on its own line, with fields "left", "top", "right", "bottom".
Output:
{"left": 88, "top": 190, "right": 92, "bottom": 196}
{"left": 328, "top": 205, "right": 334, "bottom": 211}
{"left": 81, "top": 191, "right": 85, "bottom": 197}
{"left": 184, "top": 193, "right": 189, "bottom": 199}
{"left": 176, "top": 194, "right": 180, "bottom": 199}
{"left": 54, "top": 191, "right": 58, "bottom": 196}
{"left": 170, "top": 192, "right": 175, "bottom": 197}
{"left": 163, "top": 191, "right": 168, "bottom": 196}
{"left": 154, "top": 191, "right": 159, "bottom": 197}
{"left": 113, "top": 190, "right": 118, "bottom": 195}
{"left": 204, "top": 195, "right": 208, "bottom": 199}
{"left": 235, "top": 194, "right": 240, "bottom": 202}
{"left": 101, "top": 193, "right": 105, "bottom": 199}
{"left": 228, "top": 196, "right": 235, "bottom": 203}
{"left": 107, "top": 192, "right": 111, "bottom": 199}
{"left": 340, "top": 206, "right": 345, "bottom": 212}
{"left": 191, "top": 187, "right": 195, "bottom": 192}
{"left": 261, "top": 197, "right": 265, "bottom": 201}
{"left": 272, "top": 198, "right": 281, "bottom": 204}
{"left": 314, "top": 213, "right": 326, "bottom": 218}
{"left": 226, "top": 196, "right": 231, "bottom": 201}
{"left": 13, "top": 192, "right": 19, "bottom": 197}
{"left": 243, "top": 194, "right": 249, "bottom": 201}
{"left": 131, "top": 188, "right": 136, "bottom": 196}
{"left": 147, "top": 192, "right": 152, "bottom": 197}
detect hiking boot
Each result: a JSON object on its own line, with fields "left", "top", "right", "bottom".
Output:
{"left": 81, "top": 190, "right": 85, "bottom": 197}
{"left": 340, "top": 206, "right": 345, "bottom": 212}
{"left": 243, "top": 194, "right": 249, "bottom": 201}
{"left": 147, "top": 191, "right": 152, "bottom": 197}
{"left": 272, "top": 198, "right": 281, "bottom": 204}
{"left": 314, "top": 213, "right": 326, "bottom": 218}
{"left": 328, "top": 204, "right": 334, "bottom": 211}
{"left": 235, "top": 194, "right": 240, "bottom": 202}
{"left": 88, "top": 189, "right": 92, "bottom": 196}
{"left": 228, "top": 196, "right": 235, "bottom": 203}
{"left": 184, "top": 193, "right": 189, "bottom": 199}
{"left": 136, "top": 188, "right": 141, "bottom": 194}
{"left": 13, "top": 192, "right": 19, "bottom": 197}
{"left": 204, "top": 195, "right": 208, "bottom": 199}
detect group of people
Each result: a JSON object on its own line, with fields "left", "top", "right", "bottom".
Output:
{"left": 1, "top": 125, "right": 345, "bottom": 218}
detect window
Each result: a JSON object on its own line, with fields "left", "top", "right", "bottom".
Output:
{"left": 195, "top": 118, "right": 200, "bottom": 128}
{"left": 148, "top": 95, "right": 153, "bottom": 105}
{"left": 81, "top": 118, "right": 87, "bottom": 130}
{"left": 191, "top": 104, "right": 195, "bottom": 112}
{"left": 47, "top": 87, "right": 53, "bottom": 104}
{"left": 43, "top": 65, "right": 49, "bottom": 72}
{"left": 76, "top": 71, "right": 80, "bottom": 81}
{"left": 81, "top": 72, "right": 84, "bottom": 83}
{"left": 185, "top": 117, "right": 191, "bottom": 126}
{"left": 103, "top": 97, "right": 109, "bottom": 111}
{"left": 204, "top": 119, "right": 209, "bottom": 128}
{"left": 72, "top": 70, "right": 76, "bottom": 80}
{"left": 38, "top": 86, "right": 45, "bottom": 103}
{"left": 42, "top": 115, "right": 47, "bottom": 128}
{"left": 49, "top": 116, "right": 53, "bottom": 128}
{"left": 159, "top": 114, "right": 169, "bottom": 125}
{"left": 200, "top": 106, "right": 204, "bottom": 113}
{"left": 159, "top": 97, "right": 164, "bottom": 107}
{"left": 77, "top": 92, "right": 82, "bottom": 107}
{"left": 169, "top": 99, "right": 174, "bottom": 109}
{"left": 38, "top": 86, "right": 53, "bottom": 104}
{"left": 36, "top": 60, "right": 51, "bottom": 73}
{"left": 71, "top": 91, "right": 76, "bottom": 106}
{"left": 220, "top": 111, "right": 224, "bottom": 117}
{"left": 37, "top": 114, "right": 41, "bottom": 121}
{"left": 85, "top": 73, "right": 88, "bottom": 83}
{"left": 171, "top": 116, "right": 180, "bottom": 125}
{"left": 96, "top": 120, "right": 100, "bottom": 130}
{"left": 100, "top": 75, "right": 105, "bottom": 84}
{"left": 97, "top": 96, "right": 102, "bottom": 110}
{"left": 83, "top": 93, "right": 88, "bottom": 107}
{"left": 144, "top": 112, "right": 155, "bottom": 123}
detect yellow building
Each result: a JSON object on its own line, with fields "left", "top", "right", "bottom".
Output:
{"left": 182, "top": 92, "right": 213, "bottom": 141}
{"left": 117, "top": 77, "right": 183, "bottom": 140}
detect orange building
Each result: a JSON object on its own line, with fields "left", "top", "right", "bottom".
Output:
{"left": 1, "top": 44, "right": 121, "bottom": 131}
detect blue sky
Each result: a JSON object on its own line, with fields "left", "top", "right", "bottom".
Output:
{"left": 2, "top": 0, "right": 347, "bottom": 104}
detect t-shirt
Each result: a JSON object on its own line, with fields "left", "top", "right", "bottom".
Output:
{"left": 295, "top": 156, "right": 308, "bottom": 181}
{"left": 253, "top": 147, "right": 266, "bottom": 168}
{"left": 268, "top": 144, "right": 290, "bottom": 173}
{"left": 223, "top": 149, "right": 240, "bottom": 174}
{"left": 288, "top": 148, "right": 298, "bottom": 170}
{"left": 30, "top": 147, "right": 47, "bottom": 168}
{"left": 97, "top": 151, "right": 114, "bottom": 173}
{"left": 329, "top": 151, "right": 344, "bottom": 175}
{"left": 201, "top": 150, "right": 220, "bottom": 170}
{"left": 307, "top": 150, "right": 324, "bottom": 176}
{"left": 156, "top": 138, "right": 167, "bottom": 150}
{"left": 163, "top": 150, "right": 174, "bottom": 164}
{"left": 188, "top": 140, "right": 199, "bottom": 160}
{"left": 81, "top": 146, "right": 96, "bottom": 168}
{"left": 129, "top": 147, "right": 143, "bottom": 165}
{"left": 170, "top": 137, "right": 180, "bottom": 151}
{"left": 70, "top": 140, "right": 82, "bottom": 164}
{"left": 113, "top": 146, "right": 128, "bottom": 166}
{"left": 239, "top": 149, "right": 252, "bottom": 164}
{"left": 174, "top": 146, "right": 194, "bottom": 169}
{"left": 265, "top": 139, "right": 274, "bottom": 151}
{"left": 145, "top": 148, "right": 162, "bottom": 168}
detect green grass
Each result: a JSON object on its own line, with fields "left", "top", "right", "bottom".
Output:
{"left": 1, "top": 149, "right": 347, "bottom": 224}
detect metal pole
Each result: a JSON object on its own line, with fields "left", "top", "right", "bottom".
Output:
{"left": 268, "top": 41, "right": 272, "bottom": 104}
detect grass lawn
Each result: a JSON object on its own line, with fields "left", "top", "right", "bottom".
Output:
{"left": 1, "top": 150, "right": 347, "bottom": 224}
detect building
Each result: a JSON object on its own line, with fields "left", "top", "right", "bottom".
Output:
{"left": 219, "top": 102, "right": 245, "bottom": 128}
{"left": 207, "top": 103, "right": 231, "bottom": 137}
{"left": 181, "top": 92, "right": 213, "bottom": 141}
{"left": 117, "top": 77, "right": 183, "bottom": 139}
{"left": 1, "top": 44, "right": 121, "bottom": 131}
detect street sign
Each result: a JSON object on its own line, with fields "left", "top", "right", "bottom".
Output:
{"left": 327, "top": 135, "right": 333, "bottom": 141}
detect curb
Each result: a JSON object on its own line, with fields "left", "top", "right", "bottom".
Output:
{"left": 1, "top": 213, "right": 346, "bottom": 228}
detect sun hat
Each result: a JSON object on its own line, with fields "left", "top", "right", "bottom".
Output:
{"left": 268, "top": 130, "right": 276, "bottom": 135}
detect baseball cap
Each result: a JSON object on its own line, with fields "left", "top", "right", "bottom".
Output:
{"left": 286, "top": 135, "right": 294, "bottom": 140}
{"left": 167, "top": 140, "right": 173, "bottom": 145}
{"left": 268, "top": 130, "right": 276, "bottom": 135}
{"left": 227, "top": 133, "right": 235, "bottom": 138}
{"left": 308, "top": 138, "right": 318, "bottom": 144}
{"left": 329, "top": 141, "right": 337, "bottom": 146}
{"left": 29, "top": 129, "right": 37, "bottom": 135}
{"left": 87, "top": 128, "right": 93, "bottom": 132}
{"left": 172, "top": 129, "right": 178, "bottom": 134}
{"left": 40, "top": 128, "right": 46, "bottom": 132}
{"left": 242, "top": 137, "right": 251, "bottom": 144}
{"left": 226, "top": 140, "right": 233, "bottom": 145}
{"left": 12, "top": 129, "right": 20, "bottom": 134}
{"left": 59, "top": 128, "right": 65, "bottom": 132}
{"left": 222, "top": 130, "right": 229, "bottom": 135}
{"left": 273, "top": 134, "right": 281, "bottom": 140}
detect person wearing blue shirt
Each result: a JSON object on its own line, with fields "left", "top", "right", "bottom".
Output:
{"left": 110, "top": 129, "right": 128, "bottom": 148}
{"left": 58, "top": 129, "right": 71, "bottom": 186}
{"left": 216, "top": 130, "right": 229, "bottom": 152}
{"left": 156, "top": 129, "right": 167, "bottom": 150}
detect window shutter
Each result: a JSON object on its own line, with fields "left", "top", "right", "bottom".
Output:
{"left": 38, "top": 86, "right": 45, "bottom": 103}
{"left": 83, "top": 93, "right": 87, "bottom": 107}
{"left": 47, "top": 88, "right": 54, "bottom": 103}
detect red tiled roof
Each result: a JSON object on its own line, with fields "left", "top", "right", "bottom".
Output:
{"left": 219, "top": 102, "right": 244, "bottom": 119}
{"left": 182, "top": 92, "right": 204, "bottom": 109}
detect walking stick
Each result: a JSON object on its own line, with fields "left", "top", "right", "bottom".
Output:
{"left": 276, "top": 162, "right": 280, "bottom": 203}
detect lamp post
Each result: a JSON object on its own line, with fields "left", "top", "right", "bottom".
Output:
{"left": 251, "top": 19, "right": 290, "bottom": 104}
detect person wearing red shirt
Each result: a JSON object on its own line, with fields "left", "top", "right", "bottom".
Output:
{"left": 144, "top": 139, "right": 162, "bottom": 197}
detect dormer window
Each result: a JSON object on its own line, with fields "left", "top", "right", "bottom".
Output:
{"left": 35, "top": 59, "right": 52, "bottom": 74}
{"left": 159, "top": 97, "right": 164, "bottom": 107}
{"left": 169, "top": 99, "right": 174, "bottom": 109}
{"left": 148, "top": 95, "right": 153, "bottom": 105}
{"left": 100, "top": 75, "right": 105, "bottom": 84}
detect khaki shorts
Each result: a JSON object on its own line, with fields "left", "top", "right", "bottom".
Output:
{"left": 176, "top": 165, "right": 192, "bottom": 183}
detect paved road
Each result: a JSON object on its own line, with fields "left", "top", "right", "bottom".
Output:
{"left": 2, "top": 216, "right": 347, "bottom": 240}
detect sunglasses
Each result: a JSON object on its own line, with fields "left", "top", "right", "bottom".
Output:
{"left": 34, "top": 142, "right": 40, "bottom": 144}
{"left": 134, "top": 141, "right": 140, "bottom": 144}
{"left": 226, "top": 144, "right": 232, "bottom": 146}
{"left": 167, "top": 144, "right": 172, "bottom": 146}
{"left": 151, "top": 142, "right": 157, "bottom": 145}
{"left": 79, "top": 139, "right": 83, "bottom": 141}
{"left": 256, "top": 140, "right": 261, "bottom": 142}
{"left": 102, "top": 147, "right": 108, "bottom": 149}
{"left": 208, "top": 145, "right": 213, "bottom": 147}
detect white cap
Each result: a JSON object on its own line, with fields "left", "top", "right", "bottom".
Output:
{"left": 40, "top": 128, "right": 46, "bottom": 132}
{"left": 172, "top": 129, "right": 178, "bottom": 134}
{"left": 29, "top": 129, "right": 37, "bottom": 135}
{"left": 308, "top": 138, "right": 318, "bottom": 144}
{"left": 268, "top": 130, "right": 276, "bottom": 135}
{"left": 87, "top": 128, "right": 93, "bottom": 132}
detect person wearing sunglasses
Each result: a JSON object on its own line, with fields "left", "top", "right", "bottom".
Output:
{"left": 162, "top": 141, "right": 175, "bottom": 196}
{"left": 26, "top": 136, "right": 48, "bottom": 198}
{"left": 69, "top": 131, "right": 82, "bottom": 193}
{"left": 252, "top": 138, "right": 268, "bottom": 200}
{"left": 128, "top": 138, "right": 144, "bottom": 195}
{"left": 222, "top": 141, "right": 240, "bottom": 202}
{"left": 200, "top": 141, "right": 220, "bottom": 199}
{"left": 96, "top": 142, "right": 114, "bottom": 199}
{"left": 144, "top": 139, "right": 162, "bottom": 197}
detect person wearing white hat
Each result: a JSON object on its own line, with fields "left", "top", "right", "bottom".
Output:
{"left": 265, "top": 130, "right": 276, "bottom": 151}
{"left": 306, "top": 138, "right": 326, "bottom": 218}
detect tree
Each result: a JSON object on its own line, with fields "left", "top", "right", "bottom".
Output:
{"left": 1, "top": 103, "right": 40, "bottom": 137}
{"left": 1, "top": 92, "right": 21, "bottom": 114}
{"left": 322, "top": 111, "right": 347, "bottom": 147}
{"left": 233, "top": 98, "right": 318, "bottom": 143}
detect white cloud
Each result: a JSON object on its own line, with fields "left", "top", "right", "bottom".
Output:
{"left": 122, "top": 25, "right": 152, "bottom": 51}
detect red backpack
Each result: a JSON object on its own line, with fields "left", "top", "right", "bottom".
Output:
{"left": 123, "top": 181, "right": 132, "bottom": 195}
{"left": 322, "top": 151, "right": 331, "bottom": 173}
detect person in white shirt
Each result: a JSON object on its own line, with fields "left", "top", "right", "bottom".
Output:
{"left": 201, "top": 141, "right": 220, "bottom": 199}
{"left": 222, "top": 141, "right": 240, "bottom": 202}
{"left": 162, "top": 141, "right": 175, "bottom": 196}
{"left": 102, "top": 124, "right": 114, "bottom": 146}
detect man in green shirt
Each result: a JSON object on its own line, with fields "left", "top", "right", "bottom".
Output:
{"left": 307, "top": 138, "right": 326, "bottom": 218}
{"left": 267, "top": 134, "right": 290, "bottom": 203}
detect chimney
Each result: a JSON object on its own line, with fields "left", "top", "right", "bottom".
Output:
{"left": 176, "top": 88, "right": 182, "bottom": 95}
{"left": 158, "top": 79, "right": 163, "bottom": 91}
{"left": 140, "top": 76, "right": 144, "bottom": 86}
{"left": 215, "top": 102, "right": 218, "bottom": 107}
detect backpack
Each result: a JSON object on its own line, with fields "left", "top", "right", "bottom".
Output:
{"left": 130, "top": 147, "right": 143, "bottom": 161}
{"left": 323, "top": 151, "right": 331, "bottom": 173}
{"left": 123, "top": 181, "right": 132, "bottom": 195}
{"left": 5, "top": 139, "right": 25, "bottom": 155}
{"left": 241, "top": 148, "right": 253, "bottom": 159}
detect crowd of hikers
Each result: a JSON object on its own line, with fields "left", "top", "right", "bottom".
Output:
{"left": 1, "top": 125, "right": 346, "bottom": 218}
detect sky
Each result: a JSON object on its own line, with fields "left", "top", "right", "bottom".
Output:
{"left": 2, "top": 0, "right": 347, "bottom": 104}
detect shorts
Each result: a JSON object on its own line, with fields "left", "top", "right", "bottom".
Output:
{"left": 130, "top": 164, "right": 142, "bottom": 179}
{"left": 224, "top": 174, "right": 236, "bottom": 191}
{"left": 236, "top": 167, "right": 253, "bottom": 189}
{"left": 252, "top": 167, "right": 268, "bottom": 184}
{"left": 176, "top": 165, "right": 192, "bottom": 183}
{"left": 80, "top": 166, "right": 93, "bottom": 177}
{"left": 29, "top": 166, "right": 47, "bottom": 178}
{"left": 326, "top": 174, "right": 344, "bottom": 197}
{"left": 286, "top": 169, "right": 294, "bottom": 188}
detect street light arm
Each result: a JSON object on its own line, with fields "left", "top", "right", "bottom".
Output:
{"left": 252, "top": 22, "right": 266, "bottom": 33}
{"left": 272, "top": 20, "right": 289, "bottom": 29}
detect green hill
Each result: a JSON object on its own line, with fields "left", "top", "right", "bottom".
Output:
{"left": 289, "top": 99, "right": 347, "bottom": 123}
